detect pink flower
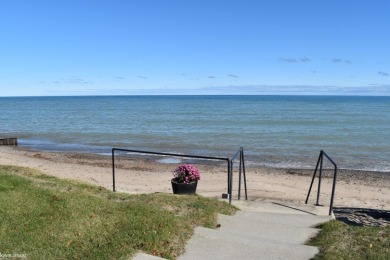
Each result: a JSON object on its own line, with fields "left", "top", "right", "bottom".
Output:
{"left": 173, "top": 164, "right": 201, "bottom": 184}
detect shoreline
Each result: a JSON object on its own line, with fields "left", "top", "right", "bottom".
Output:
{"left": 14, "top": 138, "right": 390, "bottom": 173}
{"left": 8, "top": 142, "right": 390, "bottom": 174}
{"left": 1, "top": 146, "right": 389, "bottom": 211}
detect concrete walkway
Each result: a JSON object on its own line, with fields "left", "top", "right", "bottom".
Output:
{"left": 133, "top": 199, "right": 333, "bottom": 260}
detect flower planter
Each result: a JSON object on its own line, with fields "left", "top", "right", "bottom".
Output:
{"left": 171, "top": 179, "right": 198, "bottom": 195}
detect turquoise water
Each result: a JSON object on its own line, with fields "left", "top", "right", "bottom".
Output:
{"left": 1, "top": 95, "right": 389, "bottom": 171}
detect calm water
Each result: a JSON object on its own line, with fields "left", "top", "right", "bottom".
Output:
{"left": 1, "top": 95, "right": 389, "bottom": 171}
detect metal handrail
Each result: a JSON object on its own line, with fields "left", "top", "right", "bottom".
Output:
{"left": 112, "top": 148, "right": 232, "bottom": 202}
{"left": 230, "top": 147, "right": 248, "bottom": 202}
{"left": 305, "top": 150, "right": 338, "bottom": 215}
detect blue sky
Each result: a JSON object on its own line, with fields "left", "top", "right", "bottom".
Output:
{"left": 1, "top": 1, "right": 390, "bottom": 96}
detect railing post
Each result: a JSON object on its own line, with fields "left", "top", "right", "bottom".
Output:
{"left": 238, "top": 150, "right": 242, "bottom": 200}
{"left": 316, "top": 151, "right": 324, "bottom": 206}
{"left": 112, "top": 148, "right": 116, "bottom": 192}
{"left": 329, "top": 163, "right": 338, "bottom": 215}
{"left": 306, "top": 150, "right": 338, "bottom": 216}
{"left": 305, "top": 150, "right": 322, "bottom": 204}
{"left": 227, "top": 160, "right": 231, "bottom": 198}
{"left": 241, "top": 149, "right": 248, "bottom": 200}
{"left": 229, "top": 159, "right": 233, "bottom": 204}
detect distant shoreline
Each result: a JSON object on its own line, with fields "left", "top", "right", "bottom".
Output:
{"left": 2, "top": 94, "right": 390, "bottom": 98}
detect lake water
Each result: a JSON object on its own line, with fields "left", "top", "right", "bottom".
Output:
{"left": 1, "top": 95, "right": 389, "bottom": 172}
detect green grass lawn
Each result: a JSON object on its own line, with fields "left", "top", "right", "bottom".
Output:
{"left": 308, "top": 220, "right": 390, "bottom": 259}
{"left": 3, "top": 165, "right": 389, "bottom": 259}
{"left": 0, "top": 165, "right": 236, "bottom": 259}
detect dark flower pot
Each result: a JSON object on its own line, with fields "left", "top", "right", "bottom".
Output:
{"left": 171, "top": 178, "right": 198, "bottom": 195}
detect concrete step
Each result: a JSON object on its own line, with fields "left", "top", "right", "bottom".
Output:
{"left": 219, "top": 210, "right": 330, "bottom": 228}
{"left": 133, "top": 200, "right": 334, "bottom": 260}
{"left": 230, "top": 198, "right": 332, "bottom": 217}
{"left": 216, "top": 212, "right": 322, "bottom": 245}
{"left": 179, "top": 199, "right": 333, "bottom": 260}
{"left": 178, "top": 226, "right": 319, "bottom": 260}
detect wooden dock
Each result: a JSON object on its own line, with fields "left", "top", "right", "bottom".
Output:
{"left": 0, "top": 138, "right": 18, "bottom": 145}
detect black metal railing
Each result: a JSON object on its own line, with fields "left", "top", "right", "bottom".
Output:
{"left": 111, "top": 148, "right": 248, "bottom": 204}
{"left": 230, "top": 147, "right": 247, "bottom": 202}
{"left": 305, "top": 150, "right": 338, "bottom": 215}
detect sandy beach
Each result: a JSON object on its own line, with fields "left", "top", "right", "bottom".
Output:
{"left": 1, "top": 146, "right": 389, "bottom": 211}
